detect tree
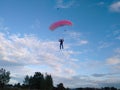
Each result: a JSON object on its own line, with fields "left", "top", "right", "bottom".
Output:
{"left": 23, "top": 75, "right": 29, "bottom": 88}
{"left": 56, "top": 83, "right": 65, "bottom": 90}
{"left": 0, "top": 68, "right": 10, "bottom": 88}
{"left": 45, "top": 73, "right": 53, "bottom": 90}
{"left": 29, "top": 76, "right": 33, "bottom": 89}
{"left": 33, "top": 72, "right": 44, "bottom": 89}
{"left": 110, "top": 87, "right": 117, "bottom": 90}
{"left": 26, "top": 72, "right": 45, "bottom": 89}
{"left": 23, "top": 72, "right": 54, "bottom": 90}
{"left": 14, "top": 83, "right": 21, "bottom": 88}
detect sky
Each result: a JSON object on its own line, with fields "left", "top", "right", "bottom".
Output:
{"left": 0, "top": 0, "right": 120, "bottom": 88}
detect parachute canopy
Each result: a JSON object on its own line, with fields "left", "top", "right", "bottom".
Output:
{"left": 49, "top": 20, "right": 72, "bottom": 30}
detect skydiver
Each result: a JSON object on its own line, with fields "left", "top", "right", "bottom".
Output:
{"left": 59, "top": 38, "right": 64, "bottom": 49}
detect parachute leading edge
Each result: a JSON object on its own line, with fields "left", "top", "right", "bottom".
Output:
{"left": 49, "top": 20, "right": 72, "bottom": 30}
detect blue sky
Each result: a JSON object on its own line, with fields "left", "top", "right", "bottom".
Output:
{"left": 0, "top": 0, "right": 120, "bottom": 88}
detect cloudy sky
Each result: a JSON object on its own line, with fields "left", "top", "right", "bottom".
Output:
{"left": 0, "top": 0, "right": 120, "bottom": 88}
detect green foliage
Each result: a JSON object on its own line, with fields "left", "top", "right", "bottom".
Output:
{"left": 45, "top": 73, "right": 53, "bottom": 90}
{"left": 32, "top": 72, "right": 44, "bottom": 89}
{"left": 56, "top": 83, "right": 65, "bottom": 90}
{"left": 23, "top": 75, "right": 29, "bottom": 86}
{"left": 0, "top": 68, "right": 10, "bottom": 88}
{"left": 23, "top": 72, "right": 53, "bottom": 90}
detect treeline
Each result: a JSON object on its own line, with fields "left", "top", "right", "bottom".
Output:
{"left": 23, "top": 72, "right": 53, "bottom": 90}
{"left": 0, "top": 68, "right": 69, "bottom": 90}
{"left": 0, "top": 68, "right": 119, "bottom": 90}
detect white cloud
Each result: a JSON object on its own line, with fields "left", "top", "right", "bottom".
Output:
{"left": 65, "top": 31, "right": 81, "bottom": 39}
{"left": 78, "top": 40, "right": 88, "bottom": 45}
{"left": 9, "top": 79, "right": 18, "bottom": 84}
{"left": 64, "top": 31, "right": 88, "bottom": 46}
{"left": 107, "top": 56, "right": 120, "bottom": 65}
{"left": 97, "top": 2, "right": 105, "bottom": 6}
{"left": 109, "top": 1, "right": 120, "bottom": 13}
{"left": 106, "top": 49, "right": 120, "bottom": 74}
{"left": 88, "top": 1, "right": 105, "bottom": 8}
{"left": 0, "top": 31, "right": 120, "bottom": 88}
{"left": 53, "top": 74, "right": 120, "bottom": 88}
{"left": 0, "top": 32, "right": 79, "bottom": 84}
{"left": 56, "top": 0, "right": 76, "bottom": 9}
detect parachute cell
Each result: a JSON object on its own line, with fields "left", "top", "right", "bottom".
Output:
{"left": 49, "top": 20, "right": 72, "bottom": 30}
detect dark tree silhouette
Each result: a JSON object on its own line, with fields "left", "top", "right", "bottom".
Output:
{"left": 111, "top": 87, "right": 117, "bottom": 90}
{"left": 45, "top": 73, "right": 53, "bottom": 90}
{"left": 56, "top": 83, "right": 66, "bottom": 90}
{"left": 0, "top": 68, "right": 10, "bottom": 88}
{"left": 23, "top": 75, "right": 29, "bottom": 88}
{"left": 14, "top": 83, "right": 21, "bottom": 88}
{"left": 23, "top": 72, "right": 54, "bottom": 90}
{"left": 29, "top": 76, "right": 33, "bottom": 89}
{"left": 32, "top": 72, "right": 44, "bottom": 89}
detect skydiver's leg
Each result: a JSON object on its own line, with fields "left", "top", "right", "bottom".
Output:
{"left": 62, "top": 44, "right": 64, "bottom": 49}
{"left": 60, "top": 44, "right": 61, "bottom": 49}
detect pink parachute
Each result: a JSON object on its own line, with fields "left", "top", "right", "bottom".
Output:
{"left": 49, "top": 20, "right": 72, "bottom": 30}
